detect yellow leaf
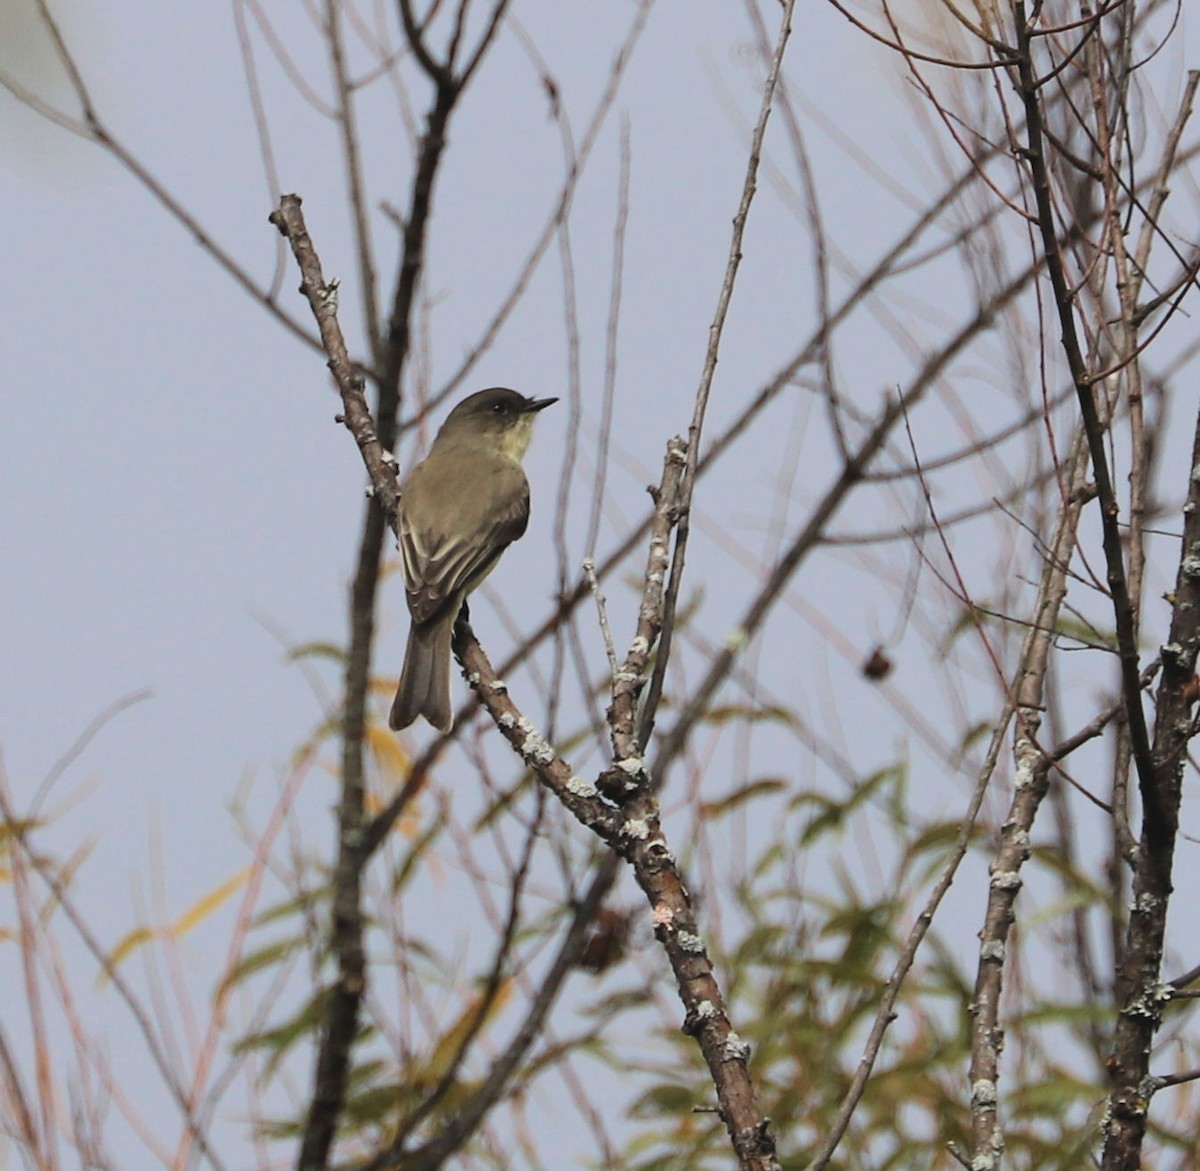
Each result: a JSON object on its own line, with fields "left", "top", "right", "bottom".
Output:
{"left": 423, "top": 979, "right": 514, "bottom": 1083}
{"left": 370, "top": 675, "right": 399, "bottom": 699}
{"left": 170, "top": 868, "right": 251, "bottom": 939}
{"left": 40, "top": 837, "right": 96, "bottom": 927}
{"left": 0, "top": 815, "right": 44, "bottom": 843}
{"left": 104, "top": 926, "right": 157, "bottom": 979}
{"left": 366, "top": 722, "right": 411, "bottom": 786}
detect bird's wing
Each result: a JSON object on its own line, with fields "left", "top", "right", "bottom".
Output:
{"left": 400, "top": 460, "right": 530, "bottom": 626}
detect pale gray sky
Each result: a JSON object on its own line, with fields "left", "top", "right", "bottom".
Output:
{"left": 5, "top": 1, "right": 1200, "bottom": 1165}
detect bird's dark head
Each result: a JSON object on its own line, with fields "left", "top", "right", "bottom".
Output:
{"left": 439, "top": 387, "right": 557, "bottom": 460}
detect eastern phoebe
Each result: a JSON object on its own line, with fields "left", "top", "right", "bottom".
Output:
{"left": 389, "top": 387, "right": 557, "bottom": 732}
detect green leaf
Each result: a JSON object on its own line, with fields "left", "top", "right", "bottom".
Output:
{"left": 235, "top": 985, "right": 335, "bottom": 1078}
{"left": 699, "top": 777, "right": 787, "bottom": 819}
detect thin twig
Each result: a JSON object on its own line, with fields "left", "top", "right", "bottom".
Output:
{"left": 655, "top": 260, "right": 1032, "bottom": 783}
{"left": 1013, "top": 0, "right": 1157, "bottom": 833}
{"left": 638, "top": 0, "right": 796, "bottom": 749}
{"left": 806, "top": 698, "right": 1013, "bottom": 1171}
{"left": 0, "top": 773, "right": 231, "bottom": 1171}
{"left": 582, "top": 558, "right": 619, "bottom": 682}
{"left": 30, "top": 690, "right": 153, "bottom": 819}
{"left": 325, "top": 0, "right": 383, "bottom": 366}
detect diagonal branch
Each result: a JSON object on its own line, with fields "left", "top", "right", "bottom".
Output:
{"left": 452, "top": 612, "right": 779, "bottom": 1171}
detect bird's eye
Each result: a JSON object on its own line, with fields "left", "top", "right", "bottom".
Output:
{"left": 491, "top": 402, "right": 506, "bottom": 414}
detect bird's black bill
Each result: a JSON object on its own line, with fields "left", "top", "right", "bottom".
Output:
{"left": 524, "top": 396, "right": 558, "bottom": 413}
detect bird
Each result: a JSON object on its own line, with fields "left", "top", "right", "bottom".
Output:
{"left": 389, "top": 387, "right": 557, "bottom": 732}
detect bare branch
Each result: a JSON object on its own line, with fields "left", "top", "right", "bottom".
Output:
{"left": 639, "top": 0, "right": 796, "bottom": 748}
{"left": 1103, "top": 403, "right": 1200, "bottom": 1168}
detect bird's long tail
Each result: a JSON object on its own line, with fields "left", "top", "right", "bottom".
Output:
{"left": 389, "top": 615, "right": 454, "bottom": 732}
